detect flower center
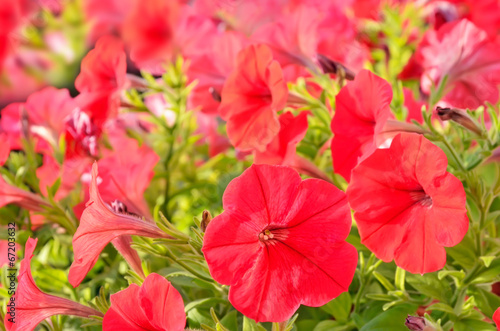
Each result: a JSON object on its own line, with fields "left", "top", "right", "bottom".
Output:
{"left": 410, "top": 189, "right": 433, "bottom": 208}
{"left": 258, "top": 228, "right": 288, "bottom": 244}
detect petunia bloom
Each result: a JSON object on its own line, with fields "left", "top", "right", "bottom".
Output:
{"left": 102, "top": 273, "right": 186, "bottom": 330}
{"left": 219, "top": 44, "right": 288, "bottom": 152}
{"left": 202, "top": 164, "right": 358, "bottom": 322}
{"left": 68, "top": 162, "right": 170, "bottom": 287}
{"left": 347, "top": 133, "right": 469, "bottom": 274}
{"left": 121, "top": 0, "right": 180, "bottom": 70}
{"left": 331, "top": 69, "right": 393, "bottom": 181}
{"left": 4, "top": 238, "right": 102, "bottom": 331}
{"left": 74, "top": 35, "right": 128, "bottom": 127}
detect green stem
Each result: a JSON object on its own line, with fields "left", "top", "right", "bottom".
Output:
{"left": 440, "top": 137, "right": 466, "bottom": 172}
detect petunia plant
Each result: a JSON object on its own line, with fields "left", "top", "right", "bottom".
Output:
{"left": 1, "top": 1, "right": 500, "bottom": 331}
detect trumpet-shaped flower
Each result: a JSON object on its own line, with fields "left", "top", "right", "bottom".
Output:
{"left": 203, "top": 164, "right": 357, "bottom": 322}
{"left": 68, "top": 163, "right": 169, "bottom": 287}
{"left": 4, "top": 238, "right": 102, "bottom": 331}
{"left": 347, "top": 133, "right": 469, "bottom": 274}
{"left": 219, "top": 44, "right": 288, "bottom": 152}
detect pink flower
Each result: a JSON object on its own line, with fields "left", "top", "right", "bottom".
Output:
{"left": 103, "top": 273, "right": 186, "bottom": 330}
{"left": 68, "top": 162, "right": 169, "bottom": 287}
{"left": 202, "top": 164, "right": 357, "bottom": 322}
{"left": 416, "top": 19, "right": 500, "bottom": 108}
{"left": 4, "top": 238, "right": 102, "bottom": 331}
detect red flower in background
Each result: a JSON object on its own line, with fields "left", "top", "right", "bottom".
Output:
{"left": 102, "top": 273, "right": 186, "bottom": 331}
{"left": 68, "top": 163, "right": 170, "bottom": 287}
{"left": 75, "top": 35, "right": 127, "bottom": 92}
{"left": 75, "top": 35, "right": 128, "bottom": 127}
{"left": 331, "top": 69, "right": 393, "bottom": 181}
{"left": 122, "top": 0, "right": 180, "bottom": 70}
{"left": 202, "top": 164, "right": 357, "bottom": 322}
{"left": 187, "top": 31, "right": 247, "bottom": 115}
{"left": 494, "top": 307, "right": 500, "bottom": 330}
{"left": 219, "top": 44, "right": 288, "bottom": 152}
{"left": 416, "top": 19, "right": 500, "bottom": 109}
{"left": 0, "top": 87, "right": 77, "bottom": 152}
{"left": 252, "top": 5, "right": 320, "bottom": 70}
{"left": 4, "top": 238, "right": 102, "bottom": 331}
{"left": 254, "top": 111, "right": 308, "bottom": 165}
{"left": 347, "top": 133, "right": 469, "bottom": 274}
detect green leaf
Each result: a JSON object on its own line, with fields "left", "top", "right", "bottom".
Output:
{"left": 472, "top": 259, "right": 500, "bottom": 284}
{"left": 479, "top": 256, "right": 496, "bottom": 268}
{"left": 313, "top": 321, "right": 340, "bottom": 331}
{"left": 320, "top": 292, "right": 352, "bottom": 322}
{"left": 426, "top": 302, "right": 456, "bottom": 315}
{"left": 359, "top": 304, "right": 417, "bottom": 331}
{"left": 184, "top": 298, "right": 227, "bottom": 313}
{"left": 468, "top": 286, "right": 500, "bottom": 317}
{"left": 219, "top": 311, "right": 238, "bottom": 331}
{"left": 242, "top": 317, "right": 266, "bottom": 331}
{"left": 453, "top": 319, "right": 496, "bottom": 331}
{"left": 406, "top": 273, "right": 453, "bottom": 303}
{"left": 446, "top": 234, "right": 476, "bottom": 269}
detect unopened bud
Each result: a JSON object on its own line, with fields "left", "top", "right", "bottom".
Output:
{"left": 405, "top": 315, "right": 436, "bottom": 331}
{"left": 435, "top": 106, "right": 483, "bottom": 136}
{"left": 316, "top": 54, "right": 355, "bottom": 81}
{"left": 20, "top": 106, "right": 30, "bottom": 139}
{"left": 209, "top": 87, "right": 221, "bottom": 103}
{"left": 201, "top": 210, "right": 213, "bottom": 232}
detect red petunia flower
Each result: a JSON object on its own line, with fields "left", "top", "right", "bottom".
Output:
{"left": 202, "top": 164, "right": 358, "bottom": 322}
{"left": 254, "top": 111, "right": 308, "bottom": 165}
{"left": 102, "top": 273, "right": 186, "bottom": 331}
{"left": 68, "top": 163, "right": 170, "bottom": 287}
{"left": 347, "top": 133, "right": 469, "bottom": 274}
{"left": 75, "top": 35, "right": 128, "bottom": 127}
{"left": 75, "top": 35, "right": 127, "bottom": 93}
{"left": 187, "top": 31, "right": 247, "bottom": 115}
{"left": 121, "top": 0, "right": 180, "bottom": 70}
{"left": 331, "top": 69, "right": 393, "bottom": 182}
{"left": 4, "top": 238, "right": 102, "bottom": 331}
{"left": 252, "top": 5, "right": 319, "bottom": 70}
{"left": 219, "top": 44, "right": 288, "bottom": 152}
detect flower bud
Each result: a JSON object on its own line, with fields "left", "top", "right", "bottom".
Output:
{"left": 201, "top": 210, "right": 213, "bottom": 232}
{"left": 209, "top": 87, "right": 221, "bottom": 103}
{"left": 316, "top": 54, "right": 355, "bottom": 81}
{"left": 435, "top": 106, "right": 483, "bottom": 136}
{"left": 405, "top": 315, "right": 436, "bottom": 331}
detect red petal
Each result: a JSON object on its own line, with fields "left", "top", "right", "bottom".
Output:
{"left": 331, "top": 69, "right": 392, "bottom": 181}
{"left": 140, "top": 274, "right": 186, "bottom": 330}
{"left": 222, "top": 165, "right": 301, "bottom": 227}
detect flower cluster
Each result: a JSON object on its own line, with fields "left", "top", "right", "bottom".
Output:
{"left": 1, "top": 0, "right": 500, "bottom": 330}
